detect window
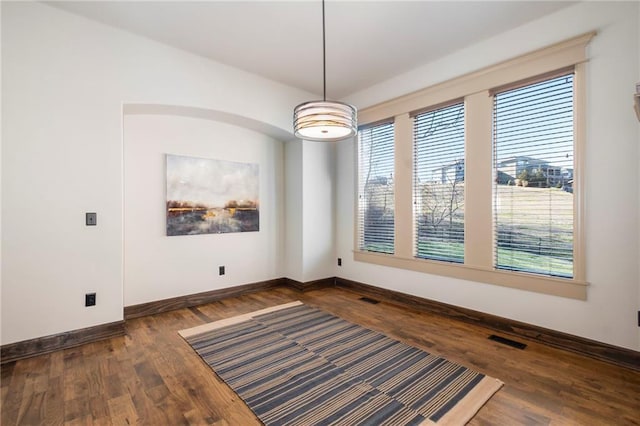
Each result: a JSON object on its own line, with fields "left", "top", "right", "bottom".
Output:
{"left": 493, "top": 74, "right": 574, "bottom": 278}
{"left": 354, "top": 32, "right": 592, "bottom": 299}
{"left": 414, "top": 102, "right": 465, "bottom": 263}
{"left": 358, "top": 122, "right": 395, "bottom": 254}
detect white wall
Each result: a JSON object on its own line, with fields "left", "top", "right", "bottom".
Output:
{"left": 0, "top": 3, "right": 4, "bottom": 344}
{"left": 1, "top": 2, "right": 311, "bottom": 345}
{"left": 339, "top": 1, "right": 640, "bottom": 350}
{"left": 284, "top": 140, "right": 336, "bottom": 283}
{"left": 123, "top": 114, "right": 283, "bottom": 306}
{"left": 284, "top": 141, "right": 304, "bottom": 282}
{"left": 301, "top": 141, "right": 336, "bottom": 282}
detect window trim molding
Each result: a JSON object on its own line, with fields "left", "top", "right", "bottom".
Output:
{"left": 359, "top": 32, "right": 595, "bottom": 125}
{"left": 354, "top": 250, "right": 588, "bottom": 300}
{"left": 354, "top": 32, "right": 595, "bottom": 300}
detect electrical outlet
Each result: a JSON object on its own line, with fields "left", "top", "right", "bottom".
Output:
{"left": 219, "top": 266, "right": 225, "bottom": 276}
{"left": 85, "top": 293, "right": 96, "bottom": 307}
{"left": 338, "top": 258, "right": 342, "bottom": 266}
{"left": 86, "top": 212, "right": 97, "bottom": 226}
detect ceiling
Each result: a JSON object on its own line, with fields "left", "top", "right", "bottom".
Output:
{"left": 49, "top": 1, "right": 576, "bottom": 99}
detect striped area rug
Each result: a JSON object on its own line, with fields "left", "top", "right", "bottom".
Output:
{"left": 180, "top": 301, "right": 502, "bottom": 425}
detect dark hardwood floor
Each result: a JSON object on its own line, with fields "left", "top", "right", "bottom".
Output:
{"left": 2, "top": 286, "right": 639, "bottom": 425}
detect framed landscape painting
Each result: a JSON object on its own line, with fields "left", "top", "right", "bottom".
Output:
{"left": 166, "top": 154, "right": 259, "bottom": 236}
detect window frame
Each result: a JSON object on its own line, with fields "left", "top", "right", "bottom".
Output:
{"left": 357, "top": 120, "right": 396, "bottom": 255}
{"left": 353, "top": 32, "right": 594, "bottom": 300}
{"left": 492, "top": 71, "right": 576, "bottom": 279}
{"left": 412, "top": 100, "right": 466, "bottom": 264}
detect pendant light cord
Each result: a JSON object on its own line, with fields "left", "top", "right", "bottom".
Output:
{"left": 322, "top": 0, "right": 326, "bottom": 101}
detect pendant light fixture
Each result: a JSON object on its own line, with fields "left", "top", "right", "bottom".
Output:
{"left": 293, "top": 0, "right": 357, "bottom": 141}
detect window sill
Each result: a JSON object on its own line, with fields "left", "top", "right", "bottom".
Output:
{"left": 353, "top": 250, "right": 588, "bottom": 300}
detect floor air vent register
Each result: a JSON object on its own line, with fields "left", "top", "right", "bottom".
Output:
{"left": 488, "top": 334, "right": 527, "bottom": 350}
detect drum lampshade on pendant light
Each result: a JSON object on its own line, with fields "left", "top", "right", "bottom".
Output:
{"left": 293, "top": 0, "right": 357, "bottom": 141}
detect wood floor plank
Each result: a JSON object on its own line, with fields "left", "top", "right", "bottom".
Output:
{"left": 107, "top": 393, "right": 138, "bottom": 425}
{"left": 42, "top": 375, "right": 65, "bottom": 425}
{"left": 2, "top": 286, "right": 639, "bottom": 425}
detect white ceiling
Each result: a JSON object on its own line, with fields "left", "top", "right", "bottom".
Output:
{"left": 48, "top": 1, "right": 576, "bottom": 99}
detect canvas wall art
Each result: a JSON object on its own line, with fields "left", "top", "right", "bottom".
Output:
{"left": 166, "top": 154, "right": 259, "bottom": 236}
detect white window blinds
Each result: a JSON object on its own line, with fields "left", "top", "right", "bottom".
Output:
{"left": 493, "top": 73, "right": 574, "bottom": 278}
{"left": 358, "top": 122, "right": 395, "bottom": 254}
{"left": 413, "top": 103, "right": 465, "bottom": 263}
